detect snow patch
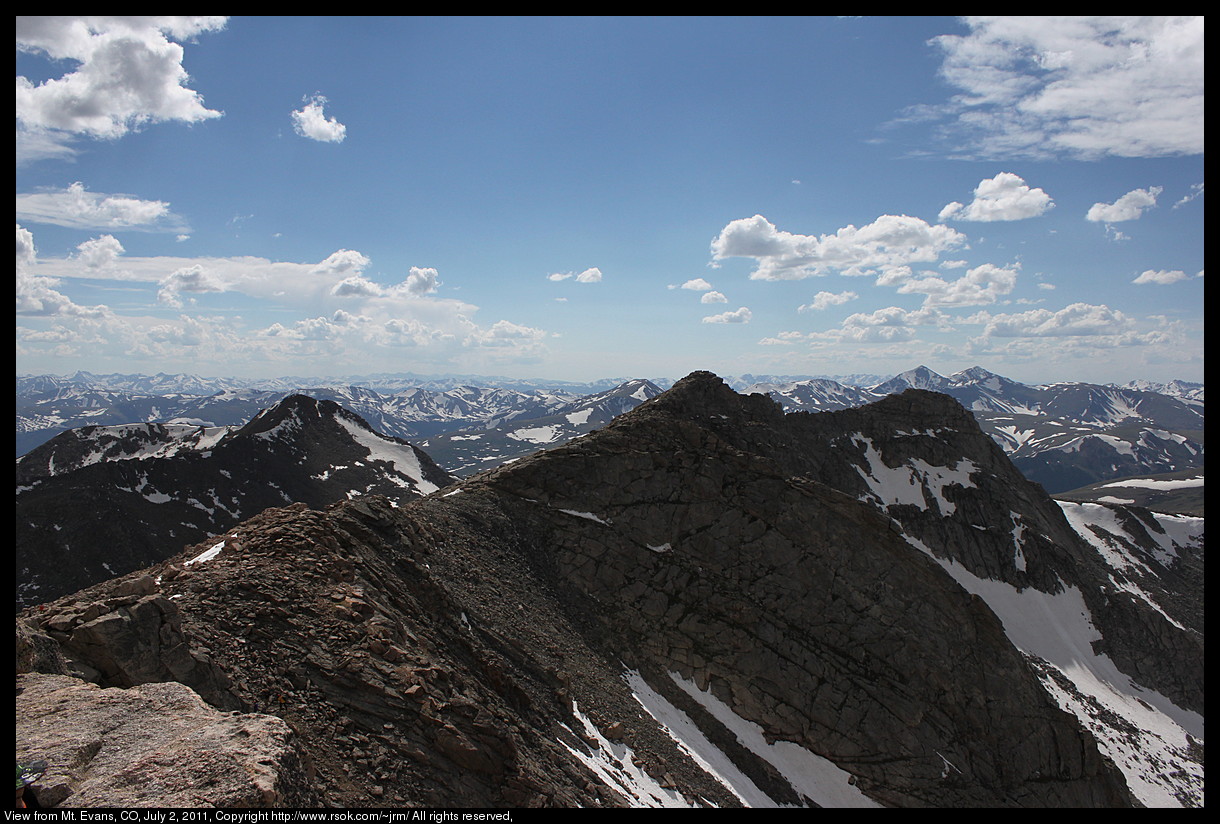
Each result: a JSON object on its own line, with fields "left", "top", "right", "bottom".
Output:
{"left": 559, "top": 509, "right": 611, "bottom": 526}
{"left": 335, "top": 415, "right": 438, "bottom": 494}
{"left": 671, "top": 673, "right": 880, "bottom": 807}
{"left": 184, "top": 538, "right": 229, "bottom": 567}
{"left": 559, "top": 701, "right": 694, "bottom": 807}
{"left": 626, "top": 671, "right": 781, "bottom": 807}
{"left": 507, "top": 425, "right": 563, "bottom": 444}
{"left": 1099, "top": 476, "right": 1203, "bottom": 491}
{"left": 851, "top": 435, "right": 977, "bottom": 515}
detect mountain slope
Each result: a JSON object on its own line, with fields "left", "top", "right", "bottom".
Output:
{"left": 21, "top": 373, "right": 1203, "bottom": 806}
{"left": 420, "top": 379, "right": 663, "bottom": 476}
{"left": 16, "top": 395, "right": 454, "bottom": 608}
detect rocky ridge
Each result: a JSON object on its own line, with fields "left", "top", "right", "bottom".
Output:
{"left": 16, "top": 394, "right": 455, "bottom": 608}
{"left": 17, "top": 372, "right": 1203, "bottom": 807}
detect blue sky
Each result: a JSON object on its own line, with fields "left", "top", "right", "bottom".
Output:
{"left": 16, "top": 16, "right": 1205, "bottom": 384}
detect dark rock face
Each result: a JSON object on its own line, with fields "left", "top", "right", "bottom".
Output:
{"left": 18, "top": 372, "right": 1202, "bottom": 807}
{"left": 15, "top": 395, "right": 455, "bottom": 609}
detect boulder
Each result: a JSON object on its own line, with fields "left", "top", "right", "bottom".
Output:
{"left": 16, "top": 673, "right": 318, "bottom": 808}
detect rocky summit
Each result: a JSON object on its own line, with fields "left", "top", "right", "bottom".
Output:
{"left": 16, "top": 372, "right": 1203, "bottom": 808}
{"left": 16, "top": 394, "right": 455, "bottom": 608}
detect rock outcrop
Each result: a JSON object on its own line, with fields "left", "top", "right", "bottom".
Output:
{"left": 16, "top": 673, "right": 318, "bottom": 808}
{"left": 18, "top": 372, "right": 1203, "bottom": 807}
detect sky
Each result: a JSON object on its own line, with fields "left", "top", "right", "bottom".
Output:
{"left": 16, "top": 16, "right": 1205, "bottom": 385}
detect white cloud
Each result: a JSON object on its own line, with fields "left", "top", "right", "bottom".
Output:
{"left": 680, "top": 278, "right": 714, "bottom": 291}
{"left": 16, "top": 224, "right": 37, "bottom": 268}
{"left": 472, "top": 319, "right": 549, "bottom": 345}
{"left": 157, "top": 264, "right": 225, "bottom": 307}
{"left": 702, "top": 306, "right": 752, "bottom": 324}
{"left": 15, "top": 16, "right": 226, "bottom": 156}
{"left": 938, "top": 173, "right": 1053, "bottom": 222}
{"left": 16, "top": 223, "right": 111, "bottom": 318}
{"left": 799, "top": 290, "right": 858, "bottom": 312}
{"left": 549, "top": 267, "right": 603, "bottom": 283}
{"left": 330, "top": 266, "right": 441, "bottom": 299}
{"left": 312, "top": 249, "right": 370, "bottom": 277}
{"left": 74, "top": 234, "right": 125, "bottom": 269}
{"left": 1132, "top": 269, "right": 1189, "bottom": 285}
{"left": 291, "top": 94, "right": 347, "bottom": 143}
{"left": 1086, "top": 186, "right": 1163, "bottom": 222}
{"left": 1173, "top": 182, "right": 1204, "bottom": 209}
{"left": 404, "top": 266, "right": 441, "bottom": 296}
{"left": 967, "top": 302, "right": 1145, "bottom": 338}
{"left": 833, "top": 306, "right": 949, "bottom": 343}
{"left": 330, "top": 276, "right": 383, "bottom": 298}
{"left": 890, "top": 262, "right": 1019, "bottom": 307}
{"left": 700, "top": 290, "right": 728, "bottom": 304}
{"left": 16, "top": 240, "right": 557, "bottom": 370}
{"left": 711, "top": 213, "right": 966, "bottom": 280}
{"left": 925, "top": 16, "right": 1204, "bottom": 159}
{"left": 15, "top": 182, "right": 181, "bottom": 231}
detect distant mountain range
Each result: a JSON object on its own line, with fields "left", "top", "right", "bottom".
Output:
{"left": 744, "top": 366, "right": 1204, "bottom": 499}
{"left": 17, "top": 365, "right": 1204, "bottom": 500}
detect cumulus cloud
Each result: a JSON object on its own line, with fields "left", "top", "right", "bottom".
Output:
{"left": 923, "top": 16, "right": 1204, "bottom": 159}
{"left": 74, "top": 234, "right": 125, "bottom": 269}
{"left": 16, "top": 16, "right": 226, "bottom": 158}
{"left": 15, "top": 182, "right": 181, "bottom": 231}
{"left": 890, "top": 262, "right": 1019, "bottom": 307}
{"left": 679, "top": 278, "right": 714, "bottom": 291}
{"left": 330, "top": 266, "right": 441, "bottom": 299}
{"left": 157, "top": 263, "right": 225, "bottom": 307}
{"left": 939, "top": 173, "right": 1053, "bottom": 222}
{"left": 966, "top": 302, "right": 1143, "bottom": 338}
{"left": 404, "top": 266, "right": 440, "bottom": 296}
{"left": 312, "top": 249, "right": 370, "bottom": 277}
{"left": 700, "top": 291, "right": 728, "bottom": 304}
{"left": 16, "top": 223, "right": 111, "bottom": 318}
{"left": 834, "top": 306, "right": 949, "bottom": 343}
{"left": 16, "top": 224, "right": 38, "bottom": 268}
{"left": 1086, "top": 186, "right": 1163, "bottom": 222}
{"left": 702, "top": 306, "right": 752, "bottom": 324}
{"left": 799, "top": 290, "right": 858, "bottom": 312}
{"left": 291, "top": 94, "right": 347, "bottom": 143}
{"left": 1132, "top": 269, "right": 1192, "bottom": 285}
{"left": 711, "top": 213, "right": 966, "bottom": 280}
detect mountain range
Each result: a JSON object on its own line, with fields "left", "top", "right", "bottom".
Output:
{"left": 16, "top": 371, "right": 1203, "bottom": 807}
{"left": 16, "top": 365, "right": 1205, "bottom": 498}
{"left": 745, "top": 366, "right": 1204, "bottom": 497}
